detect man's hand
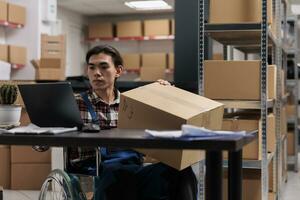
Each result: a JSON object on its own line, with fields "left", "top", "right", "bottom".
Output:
{"left": 156, "top": 79, "right": 171, "bottom": 86}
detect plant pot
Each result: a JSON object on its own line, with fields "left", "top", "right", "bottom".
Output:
{"left": 0, "top": 105, "right": 22, "bottom": 125}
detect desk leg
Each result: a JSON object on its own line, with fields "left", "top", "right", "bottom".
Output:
{"left": 205, "top": 151, "right": 222, "bottom": 200}
{"left": 228, "top": 150, "right": 242, "bottom": 200}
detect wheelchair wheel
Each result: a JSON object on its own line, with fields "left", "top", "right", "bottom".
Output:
{"left": 39, "top": 169, "right": 86, "bottom": 200}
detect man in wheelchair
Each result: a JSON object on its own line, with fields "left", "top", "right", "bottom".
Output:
{"left": 41, "top": 45, "right": 198, "bottom": 200}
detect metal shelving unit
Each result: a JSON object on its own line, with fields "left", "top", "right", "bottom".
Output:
{"left": 197, "top": 0, "right": 285, "bottom": 199}
{"left": 284, "top": 16, "right": 299, "bottom": 172}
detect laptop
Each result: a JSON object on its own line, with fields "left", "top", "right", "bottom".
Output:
{"left": 18, "top": 82, "right": 83, "bottom": 130}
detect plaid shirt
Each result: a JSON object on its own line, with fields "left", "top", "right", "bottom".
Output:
{"left": 68, "top": 89, "right": 120, "bottom": 167}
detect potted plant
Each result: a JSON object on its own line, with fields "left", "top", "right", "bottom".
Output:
{"left": 0, "top": 84, "right": 22, "bottom": 125}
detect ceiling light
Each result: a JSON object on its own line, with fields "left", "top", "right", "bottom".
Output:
{"left": 125, "top": 0, "right": 172, "bottom": 10}
{"left": 291, "top": 4, "right": 300, "bottom": 14}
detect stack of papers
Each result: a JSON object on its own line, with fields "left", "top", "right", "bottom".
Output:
{"left": 145, "top": 124, "right": 246, "bottom": 139}
{"left": 0, "top": 124, "right": 77, "bottom": 135}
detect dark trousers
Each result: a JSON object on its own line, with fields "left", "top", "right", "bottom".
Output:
{"left": 93, "top": 163, "right": 198, "bottom": 200}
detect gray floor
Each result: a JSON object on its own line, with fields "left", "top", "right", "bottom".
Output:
{"left": 3, "top": 155, "right": 300, "bottom": 200}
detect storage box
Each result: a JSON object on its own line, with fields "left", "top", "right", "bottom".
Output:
{"left": 142, "top": 53, "right": 167, "bottom": 68}
{"left": 209, "top": 0, "right": 272, "bottom": 24}
{"left": 0, "top": 146, "right": 10, "bottom": 189}
{"left": 41, "top": 34, "right": 65, "bottom": 44}
{"left": 20, "top": 108, "right": 31, "bottom": 126}
{"left": 11, "top": 163, "right": 51, "bottom": 190}
{"left": 0, "top": 44, "right": 8, "bottom": 62}
{"left": 223, "top": 166, "right": 273, "bottom": 200}
{"left": 122, "top": 54, "right": 140, "bottom": 70}
{"left": 8, "top": 45, "right": 27, "bottom": 65}
{"left": 222, "top": 113, "right": 276, "bottom": 160}
{"left": 41, "top": 49, "right": 65, "bottom": 59}
{"left": 144, "top": 19, "right": 170, "bottom": 36}
{"left": 88, "top": 22, "right": 113, "bottom": 39}
{"left": 119, "top": 83, "right": 224, "bottom": 170}
{"left": 287, "top": 132, "right": 295, "bottom": 156}
{"left": 40, "top": 58, "right": 63, "bottom": 69}
{"left": 36, "top": 68, "right": 65, "bottom": 80}
{"left": 286, "top": 104, "right": 296, "bottom": 118}
{"left": 171, "top": 19, "right": 175, "bottom": 35}
{"left": 204, "top": 61, "right": 276, "bottom": 100}
{"left": 212, "top": 53, "right": 223, "bottom": 60}
{"left": 116, "top": 21, "right": 142, "bottom": 37}
{"left": 0, "top": 61, "right": 11, "bottom": 80}
{"left": 140, "top": 67, "right": 165, "bottom": 81}
{"left": 168, "top": 53, "right": 174, "bottom": 69}
{"left": 0, "top": 1, "right": 7, "bottom": 22}
{"left": 41, "top": 34, "right": 66, "bottom": 59}
{"left": 8, "top": 3, "right": 26, "bottom": 25}
{"left": 11, "top": 146, "right": 51, "bottom": 164}
{"left": 281, "top": 106, "right": 287, "bottom": 135}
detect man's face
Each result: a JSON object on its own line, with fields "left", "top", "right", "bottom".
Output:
{"left": 87, "top": 53, "right": 122, "bottom": 91}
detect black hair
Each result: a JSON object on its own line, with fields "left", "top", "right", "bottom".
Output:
{"left": 85, "top": 45, "right": 123, "bottom": 67}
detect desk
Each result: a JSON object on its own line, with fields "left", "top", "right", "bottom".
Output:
{"left": 0, "top": 129, "right": 257, "bottom": 200}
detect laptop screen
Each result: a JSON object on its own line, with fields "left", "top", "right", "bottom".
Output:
{"left": 18, "top": 82, "right": 83, "bottom": 129}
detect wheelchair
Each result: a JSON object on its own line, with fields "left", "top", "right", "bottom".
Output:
{"left": 39, "top": 147, "right": 101, "bottom": 200}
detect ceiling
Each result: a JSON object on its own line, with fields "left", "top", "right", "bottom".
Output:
{"left": 57, "top": 0, "right": 175, "bottom": 16}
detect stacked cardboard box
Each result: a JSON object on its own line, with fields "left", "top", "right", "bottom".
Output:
{"left": 140, "top": 53, "right": 167, "bottom": 81}
{"left": 223, "top": 161, "right": 274, "bottom": 200}
{"left": 222, "top": 112, "right": 276, "bottom": 160}
{"left": 34, "top": 34, "right": 66, "bottom": 80}
{"left": 0, "top": 146, "right": 11, "bottom": 189}
{"left": 209, "top": 0, "right": 272, "bottom": 24}
{"left": 122, "top": 53, "right": 141, "bottom": 70}
{"left": 119, "top": 83, "right": 224, "bottom": 170}
{"left": 88, "top": 22, "right": 113, "bottom": 39}
{"left": 144, "top": 19, "right": 170, "bottom": 36}
{"left": 116, "top": 21, "right": 142, "bottom": 37}
{"left": 0, "top": 1, "right": 7, "bottom": 22}
{"left": 0, "top": 44, "right": 8, "bottom": 62}
{"left": 204, "top": 61, "right": 277, "bottom": 100}
{"left": 11, "top": 146, "right": 51, "bottom": 190}
{"left": 8, "top": 45, "right": 27, "bottom": 65}
{"left": 8, "top": 3, "right": 26, "bottom": 25}
{"left": 287, "top": 132, "right": 295, "bottom": 156}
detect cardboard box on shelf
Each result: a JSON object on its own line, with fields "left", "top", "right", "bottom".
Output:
{"left": 286, "top": 104, "right": 296, "bottom": 118}
{"left": 11, "top": 146, "right": 51, "bottom": 164}
{"left": 171, "top": 19, "right": 175, "bottom": 35}
{"left": 36, "top": 68, "right": 65, "bottom": 81}
{"left": 0, "top": 61, "right": 11, "bottom": 80}
{"left": 209, "top": 0, "right": 272, "bottom": 24}
{"left": 41, "top": 49, "right": 65, "bottom": 59}
{"left": 140, "top": 67, "right": 165, "bottom": 81}
{"left": 122, "top": 54, "right": 140, "bottom": 70}
{"left": 142, "top": 53, "right": 167, "bottom": 68}
{"left": 41, "top": 34, "right": 66, "bottom": 59}
{"left": 119, "top": 83, "right": 224, "bottom": 170}
{"left": 40, "top": 58, "right": 63, "bottom": 69}
{"left": 11, "top": 163, "right": 51, "bottom": 190}
{"left": 0, "top": 146, "right": 10, "bottom": 189}
{"left": 144, "top": 19, "right": 170, "bottom": 36}
{"left": 41, "top": 34, "right": 65, "bottom": 43}
{"left": 0, "top": 44, "right": 8, "bottom": 62}
{"left": 223, "top": 166, "right": 274, "bottom": 200}
{"left": 116, "top": 21, "right": 142, "bottom": 37}
{"left": 222, "top": 113, "right": 276, "bottom": 160}
{"left": 287, "top": 132, "right": 295, "bottom": 156}
{"left": 8, "top": 3, "right": 26, "bottom": 25}
{"left": 212, "top": 53, "right": 223, "bottom": 60}
{"left": 168, "top": 53, "right": 174, "bottom": 69}
{"left": 281, "top": 106, "right": 287, "bottom": 135}
{"left": 88, "top": 22, "right": 113, "bottom": 39}
{"left": 0, "top": 1, "right": 7, "bottom": 22}
{"left": 8, "top": 45, "right": 27, "bottom": 65}
{"left": 204, "top": 61, "right": 276, "bottom": 100}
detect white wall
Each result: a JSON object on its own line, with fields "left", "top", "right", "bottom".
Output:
{"left": 57, "top": 6, "right": 88, "bottom": 77}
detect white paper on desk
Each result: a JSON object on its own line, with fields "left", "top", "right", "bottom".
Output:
{"left": 145, "top": 125, "right": 246, "bottom": 138}
{"left": 5, "top": 123, "right": 77, "bottom": 135}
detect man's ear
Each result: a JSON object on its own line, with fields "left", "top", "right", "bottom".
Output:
{"left": 115, "top": 65, "right": 123, "bottom": 78}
